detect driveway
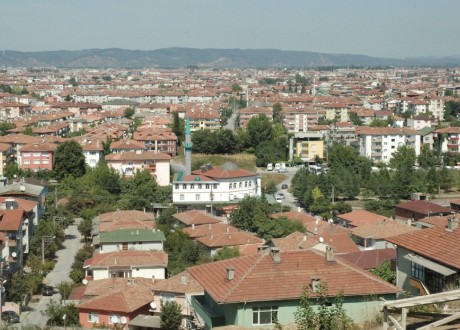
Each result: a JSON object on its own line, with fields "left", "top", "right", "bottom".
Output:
{"left": 20, "top": 224, "right": 83, "bottom": 327}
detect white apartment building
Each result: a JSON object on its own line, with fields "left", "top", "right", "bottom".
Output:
{"left": 357, "top": 127, "right": 421, "bottom": 163}
{"left": 172, "top": 165, "right": 261, "bottom": 208}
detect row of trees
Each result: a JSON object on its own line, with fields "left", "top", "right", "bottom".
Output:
{"left": 192, "top": 113, "right": 289, "bottom": 166}
{"left": 291, "top": 144, "right": 457, "bottom": 218}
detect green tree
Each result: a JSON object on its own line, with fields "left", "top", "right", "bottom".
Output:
{"left": 229, "top": 196, "right": 270, "bottom": 233}
{"left": 102, "top": 136, "right": 112, "bottom": 156}
{"left": 213, "top": 246, "right": 240, "bottom": 261}
{"left": 171, "top": 112, "right": 184, "bottom": 144}
{"left": 295, "top": 285, "right": 317, "bottom": 330}
{"left": 7, "top": 273, "right": 29, "bottom": 308}
{"left": 191, "top": 129, "right": 215, "bottom": 154}
{"left": 418, "top": 145, "right": 437, "bottom": 169}
{"left": 54, "top": 140, "right": 86, "bottom": 180}
{"left": 160, "top": 300, "right": 183, "bottom": 330}
{"left": 68, "top": 77, "right": 78, "bottom": 87}
{"left": 215, "top": 129, "right": 238, "bottom": 154}
{"left": 124, "top": 107, "right": 135, "bottom": 119}
{"left": 231, "top": 84, "right": 242, "bottom": 93}
{"left": 246, "top": 114, "right": 274, "bottom": 149}
{"left": 22, "top": 126, "right": 36, "bottom": 136}
{"left": 263, "top": 181, "right": 278, "bottom": 195}
{"left": 255, "top": 140, "right": 286, "bottom": 167}
{"left": 390, "top": 146, "right": 417, "bottom": 199}
{"left": 273, "top": 102, "right": 282, "bottom": 124}
{"left": 0, "top": 121, "right": 15, "bottom": 135}
{"left": 56, "top": 281, "right": 76, "bottom": 300}
{"left": 370, "top": 260, "right": 396, "bottom": 285}
{"left": 42, "top": 300, "right": 80, "bottom": 327}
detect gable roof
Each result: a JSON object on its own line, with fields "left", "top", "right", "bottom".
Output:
{"left": 337, "top": 210, "right": 391, "bottom": 228}
{"left": 395, "top": 200, "right": 452, "bottom": 215}
{"left": 187, "top": 250, "right": 399, "bottom": 304}
{"left": 388, "top": 226, "right": 460, "bottom": 270}
{"left": 99, "top": 228, "right": 165, "bottom": 243}
{"left": 191, "top": 166, "right": 257, "bottom": 180}
{"left": 99, "top": 219, "right": 156, "bottom": 233}
{"left": 84, "top": 250, "right": 168, "bottom": 268}
{"left": 183, "top": 223, "right": 238, "bottom": 238}
{"left": 351, "top": 219, "right": 418, "bottom": 239}
{"left": 173, "top": 210, "right": 220, "bottom": 226}
{"left": 338, "top": 249, "right": 396, "bottom": 270}
{"left": 98, "top": 210, "right": 155, "bottom": 222}
{"left": 152, "top": 271, "right": 203, "bottom": 295}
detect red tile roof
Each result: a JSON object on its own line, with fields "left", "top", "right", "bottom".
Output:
{"left": 395, "top": 200, "right": 452, "bottom": 215}
{"left": 187, "top": 250, "right": 399, "bottom": 304}
{"left": 191, "top": 166, "right": 257, "bottom": 179}
{"left": 99, "top": 210, "right": 155, "bottom": 223}
{"left": 0, "top": 209, "right": 24, "bottom": 231}
{"left": 84, "top": 250, "right": 168, "bottom": 268}
{"left": 196, "top": 231, "right": 263, "bottom": 249}
{"left": 152, "top": 271, "right": 203, "bottom": 295}
{"left": 337, "top": 210, "right": 391, "bottom": 228}
{"left": 183, "top": 223, "right": 238, "bottom": 238}
{"left": 338, "top": 249, "right": 396, "bottom": 270}
{"left": 351, "top": 219, "right": 417, "bottom": 239}
{"left": 173, "top": 210, "right": 220, "bottom": 226}
{"left": 388, "top": 225, "right": 460, "bottom": 269}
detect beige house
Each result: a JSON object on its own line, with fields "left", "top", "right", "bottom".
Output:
{"left": 105, "top": 150, "right": 171, "bottom": 186}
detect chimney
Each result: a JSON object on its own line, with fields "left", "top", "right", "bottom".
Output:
{"left": 446, "top": 215, "right": 458, "bottom": 231}
{"left": 326, "top": 245, "right": 335, "bottom": 262}
{"left": 226, "top": 267, "right": 235, "bottom": 281}
{"left": 258, "top": 245, "right": 269, "bottom": 254}
{"left": 181, "top": 274, "right": 188, "bottom": 285}
{"left": 270, "top": 247, "right": 281, "bottom": 263}
{"left": 192, "top": 223, "right": 195, "bottom": 230}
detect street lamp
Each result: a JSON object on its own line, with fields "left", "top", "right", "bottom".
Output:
{"left": 42, "top": 236, "right": 55, "bottom": 264}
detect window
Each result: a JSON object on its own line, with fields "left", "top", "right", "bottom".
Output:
{"left": 33, "top": 160, "right": 40, "bottom": 165}
{"left": 23, "top": 152, "right": 30, "bottom": 157}
{"left": 42, "top": 152, "right": 49, "bottom": 156}
{"left": 23, "top": 160, "right": 30, "bottom": 165}
{"left": 244, "top": 181, "right": 248, "bottom": 187}
{"left": 239, "top": 182, "right": 242, "bottom": 188}
{"left": 229, "top": 183, "right": 233, "bottom": 189}
{"left": 175, "top": 184, "right": 179, "bottom": 189}
{"left": 213, "top": 184, "right": 218, "bottom": 189}
{"left": 195, "top": 194, "right": 200, "bottom": 201}
{"left": 190, "top": 184, "right": 194, "bottom": 190}
{"left": 253, "top": 306, "right": 278, "bottom": 325}
{"left": 161, "top": 293, "right": 176, "bottom": 302}
{"left": 205, "top": 184, "right": 210, "bottom": 189}
{"left": 88, "top": 312, "right": 99, "bottom": 323}
{"left": 33, "top": 152, "right": 40, "bottom": 157}
{"left": 42, "top": 160, "right": 49, "bottom": 165}
{"left": 182, "top": 184, "right": 187, "bottom": 189}
{"left": 109, "top": 314, "right": 120, "bottom": 324}
{"left": 198, "top": 184, "right": 202, "bottom": 189}
{"left": 411, "top": 262, "right": 425, "bottom": 282}
{"left": 180, "top": 194, "right": 184, "bottom": 201}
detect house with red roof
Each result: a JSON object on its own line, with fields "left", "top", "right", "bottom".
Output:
{"left": 173, "top": 209, "right": 220, "bottom": 228}
{"left": 187, "top": 248, "right": 399, "bottom": 329}
{"left": 336, "top": 209, "right": 390, "bottom": 228}
{"left": 0, "top": 208, "right": 28, "bottom": 272}
{"left": 19, "top": 142, "right": 57, "bottom": 172}
{"left": 83, "top": 250, "right": 167, "bottom": 281}
{"left": 395, "top": 200, "right": 452, "bottom": 221}
{"left": 172, "top": 164, "right": 261, "bottom": 211}
{"left": 77, "top": 278, "right": 155, "bottom": 329}
{"left": 388, "top": 215, "right": 460, "bottom": 295}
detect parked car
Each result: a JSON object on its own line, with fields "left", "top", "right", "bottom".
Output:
{"left": 2, "top": 311, "right": 20, "bottom": 323}
{"left": 42, "top": 285, "right": 54, "bottom": 296}
{"left": 277, "top": 193, "right": 285, "bottom": 199}
{"left": 281, "top": 184, "right": 288, "bottom": 189}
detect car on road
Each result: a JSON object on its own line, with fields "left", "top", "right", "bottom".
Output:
{"left": 276, "top": 193, "right": 285, "bottom": 199}
{"left": 278, "top": 168, "right": 288, "bottom": 173}
{"left": 281, "top": 184, "right": 288, "bottom": 189}
{"left": 2, "top": 311, "right": 20, "bottom": 323}
{"left": 42, "top": 285, "right": 54, "bottom": 296}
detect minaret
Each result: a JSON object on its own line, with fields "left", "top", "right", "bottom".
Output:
{"left": 184, "top": 117, "right": 192, "bottom": 175}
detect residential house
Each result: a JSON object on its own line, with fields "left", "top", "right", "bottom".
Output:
{"left": 19, "top": 142, "right": 57, "bottom": 172}
{"left": 339, "top": 249, "right": 397, "bottom": 271}
{"left": 172, "top": 164, "right": 261, "bottom": 210}
{"left": 407, "top": 116, "right": 434, "bottom": 130}
{"left": 78, "top": 278, "right": 155, "bottom": 329}
{"left": 110, "top": 139, "right": 145, "bottom": 154}
{"left": 77, "top": 137, "right": 104, "bottom": 168}
{"left": 289, "top": 132, "right": 324, "bottom": 163}
{"left": 196, "top": 230, "right": 264, "bottom": 256}
{"left": 96, "top": 229, "right": 166, "bottom": 254}
{"left": 0, "top": 134, "right": 42, "bottom": 166}
{"left": 395, "top": 200, "right": 452, "bottom": 221}
{"left": 173, "top": 210, "right": 220, "bottom": 228}
{"left": 133, "top": 129, "right": 178, "bottom": 156}
{"left": 148, "top": 271, "right": 204, "bottom": 329}
{"left": 356, "top": 127, "right": 421, "bottom": 163}
{"left": 388, "top": 215, "right": 460, "bottom": 295}
{"left": 350, "top": 219, "right": 417, "bottom": 250}
{"left": 184, "top": 223, "right": 238, "bottom": 239}
{"left": 239, "top": 106, "right": 272, "bottom": 127}
{"left": 105, "top": 151, "right": 171, "bottom": 186}
{"left": 0, "top": 143, "right": 13, "bottom": 177}
{"left": 281, "top": 106, "right": 322, "bottom": 133}
{"left": 336, "top": 210, "right": 391, "bottom": 229}
{"left": 433, "top": 127, "right": 460, "bottom": 154}
{"left": 83, "top": 250, "right": 167, "bottom": 281}
{"left": 0, "top": 208, "right": 27, "bottom": 273}
{"left": 187, "top": 248, "right": 399, "bottom": 329}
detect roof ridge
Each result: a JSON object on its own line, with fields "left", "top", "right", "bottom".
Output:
{"left": 223, "top": 253, "right": 265, "bottom": 301}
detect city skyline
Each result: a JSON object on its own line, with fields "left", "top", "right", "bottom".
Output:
{"left": 1, "top": 0, "right": 460, "bottom": 59}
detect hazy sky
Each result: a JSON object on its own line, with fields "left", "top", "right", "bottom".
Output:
{"left": 2, "top": 0, "right": 459, "bottom": 58}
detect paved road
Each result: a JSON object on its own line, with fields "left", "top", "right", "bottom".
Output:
{"left": 21, "top": 224, "right": 83, "bottom": 327}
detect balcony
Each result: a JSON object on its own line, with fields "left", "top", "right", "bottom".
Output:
{"left": 191, "top": 295, "right": 225, "bottom": 329}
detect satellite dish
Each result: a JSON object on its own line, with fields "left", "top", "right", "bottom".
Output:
{"left": 11, "top": 252, "right": 17, "bottom": 258}
{"left": 110, "top": 315, "right": 119, "bottom": 324}
{"left": 150, "top": 301, "right": 157, "bottom": 310}
{"left": 315, "top": 219, "right": 319, "bottom": 225}
{"left": 120, "top": 316, "right": 127, "bottom": 325}
{"left": 24, "top": 219, "right": 29, "bottom": 225}
{"left": 82, "top": 279, "right": 88, "bottom": 285}
{"left": 319, "top": 237, "right": 324, "bottom": 243}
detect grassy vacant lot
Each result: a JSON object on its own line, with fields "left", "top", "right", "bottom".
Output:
{"left": 191, "top": 153, "right": 257, "bottom": 171}
{"left": 261, "top": 173, "right": 288, "bottom": 187}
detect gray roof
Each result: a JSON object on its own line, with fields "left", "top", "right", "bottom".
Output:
{"left": 0, "top": 181, "right": 46, "bottom": 197}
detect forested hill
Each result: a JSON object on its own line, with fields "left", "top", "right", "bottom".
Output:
{"left": 1, "top": 48, "right": 460, "bottom": 68}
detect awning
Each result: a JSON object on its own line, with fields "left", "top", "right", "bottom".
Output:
{"left": 404, "top": 253, "right": 457, "bottom": 276}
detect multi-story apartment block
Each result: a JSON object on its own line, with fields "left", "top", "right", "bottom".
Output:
{"left": 20, "top": 142, "right": 57, "bottom": 172}
{"left": 357, "top": 127, "right": 421, "bottom": 163}
{"left": 434, "top": 127, "right": 460, "bottom": 154}
{"left": 281, "top": 106, "right": 323, "bottom": 133}
{"left": 289, "top": 132, "right": 324, "bottom": 162}
{"left": 239, "top": 106, "right": 272, "bottom": 127}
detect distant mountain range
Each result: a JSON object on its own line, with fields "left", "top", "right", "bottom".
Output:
{"left": 1, "top": 48, "right": 460, "bottom": 68}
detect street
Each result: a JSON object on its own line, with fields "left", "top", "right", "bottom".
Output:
{"left": 20, "top": 224, "right": 83, "bottom": 327}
